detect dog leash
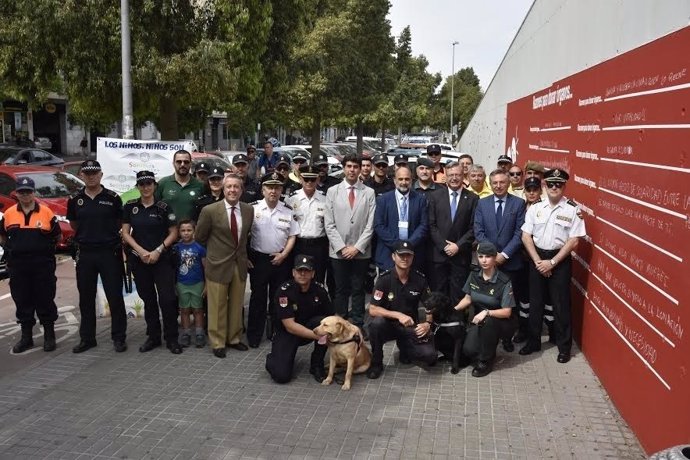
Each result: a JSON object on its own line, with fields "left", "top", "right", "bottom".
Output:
{"left": 432, "top": 321, "right": 462, "bottom": 335}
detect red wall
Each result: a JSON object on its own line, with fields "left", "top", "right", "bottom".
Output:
{"left": 505, "top": 26, "right": 690, "bottom": 454}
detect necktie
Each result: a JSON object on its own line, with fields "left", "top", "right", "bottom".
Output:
{"left": 496, "top": 199, "right": 504, "bottom": 230}
{"left": 400, "top": 195, "right": 408, "bottom": 221}
{"left": 230, "top": 206, "right": 238, "bottom": 245}
{"left": 349, "top": 186, "right": 355, "bottom": 209}
{"left": 450, "top": 191, "right": 458, "bottom": 220}
{"left": 399, "top": 195, "right": 408, "bottom": 240}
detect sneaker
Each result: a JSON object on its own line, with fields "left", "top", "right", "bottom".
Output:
{"left": 195, "top": 333, "right": 206, "bottom": 348}
{"left": 180, "top": 333, "right": 191, "bottom": 348}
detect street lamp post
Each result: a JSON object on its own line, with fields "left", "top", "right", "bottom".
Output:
{"left": 450, "top": 41, "right": 459, "bottom": 144}
{"left": 121, "top": 0, "right": 134, "bottom": 139}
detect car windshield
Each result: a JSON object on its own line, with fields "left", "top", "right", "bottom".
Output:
{"left": 27, "top": 172, "right": 84, "bottom": 198}
{"left": 0, "top": 148, "right": 18, "bottom": 163}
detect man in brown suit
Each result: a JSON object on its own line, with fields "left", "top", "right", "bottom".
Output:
{"left": 195, "top": 174, "right": 254, "bottom": 358}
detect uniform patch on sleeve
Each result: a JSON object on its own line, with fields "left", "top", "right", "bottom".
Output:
{"left": 279, "top": 297, "right": 288, "bottom": 308}
{"left": 373, "top": 290, "right": 383, "bottom": 301}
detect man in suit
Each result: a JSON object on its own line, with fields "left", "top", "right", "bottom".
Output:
{"left": 373, "top": 166, "right": 428, "bottom": 271}
{"left": 324, "top": 153, "right": 376, "bottom": 331}
{"left": 427, "top": 161, "right": 479, "bottom": 304}
{"left": 195, "top": 174, "right": 254, "bottom": 358}
{"left": 474, "top": 168, "right": 526, "bottom": 350}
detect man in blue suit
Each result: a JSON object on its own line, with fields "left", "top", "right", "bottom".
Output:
{"left": 374, "top": 166, "right": 428, "bottom": 271}
{"left": 474, "top": 168, "right": 526, "bottom": 350}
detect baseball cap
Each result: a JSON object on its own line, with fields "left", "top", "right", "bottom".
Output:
{"left": 208, "top": 167, "right": 224, "bottom": 179}
{"left": 294, "top": 254, "right": 315, "bottom": 270}
{"left": 15, "top": 176, "right": 35, "bottom": 192}
{"left": 232, "top": 154, "right": 249, "bottom": 165}
{"left": 476, "top": 241, "right": 498, "bottom": 257}
{"left": 394, "top": 240, "right": 415, "bottom": 255}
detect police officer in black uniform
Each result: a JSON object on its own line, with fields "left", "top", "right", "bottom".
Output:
{"left": 367, "top": 240, "right": 437, "bottom": 379}
{"left": 364, "top": 153, "right": 395, "bottom": 197}
{"left": 265, "top": 255, "right": 333, "bottom": 383}
{"left": 274, "top": 153, "right": 301, "bottom": 201}
{"left": 68, "top": 160, "right": 128, "bottom": 353}
{"left": 314, "top": 152, "right": 341, "bottom": 194}
{"left": 231, "top": 153, "right": 261, "bottom": 203}
{"left": 193, "top": 167, "right": 224, "bottom": 221}
{"left": 122, "top": 171, "right": 182, "bottom": 354}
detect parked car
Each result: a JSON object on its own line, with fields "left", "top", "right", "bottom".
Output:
{"left": 0, "top": 146, "right": 64, "bottom": 167}
{"left": 191, "top": 152, "right": 231, "bottom": 174}
{"left": 0, "top": 211, "right": 5, "bottom": 280}
{"left": 34, "top": 137, "right": 53, "bottom": 151}
{"left": 0, "top": 165, "right": 83, "bottom": 251}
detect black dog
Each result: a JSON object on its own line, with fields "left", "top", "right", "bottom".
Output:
{"left": 425, "top": 292, "right": 467, "bottom": 374}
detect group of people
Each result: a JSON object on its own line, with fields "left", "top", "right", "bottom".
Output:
{"left": 1, "top": 143, "right": 586, "bottom": 383}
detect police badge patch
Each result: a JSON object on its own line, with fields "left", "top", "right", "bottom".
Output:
{"left": 132, "top": 207, "right": 139, "bottom": 214}
{"left": 77, "top": 198, "right": 84, "bottom": 206}
{"left": 279, "top": 296, "right": 288, "bottom": 308}
{"left": 373, "top": 290, "right": 383, "bottom": 301}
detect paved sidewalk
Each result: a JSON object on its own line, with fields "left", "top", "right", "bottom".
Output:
{"left": 0, "top": 319, "right": 644, "bottom": 460}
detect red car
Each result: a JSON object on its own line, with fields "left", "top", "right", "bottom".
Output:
{"left": 0, "top": 165, "right": 84, "bottom": 251}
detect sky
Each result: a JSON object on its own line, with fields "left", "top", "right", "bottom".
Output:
{"left": 387, "top": 0, "right": 534, "bottom": 90}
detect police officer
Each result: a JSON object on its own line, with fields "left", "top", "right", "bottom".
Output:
{"left": 193, "top": 167, "right": 224, "bottom": 221}
{"left": 286, "top": 165, "right": 329, "bottom": 284}
{"left": 265, "top": 255, "right": 332, "bottom": 383}
{"left": 122, "top": 171, "right": 182, "bottom": 354}
{"left": 364, "top": 154, "right": 395, "bottom": 197}
{"left": 314, "top": 153, "right": 341, "bottom": 194}
{"left": 426, "top": 144, "right": 446, "bottom": 184}
{"left": 230, "top": 153, "right": 261, "bottom": 203}
{"left": 289, "top": 151, "right": 309, "bottom": 183}
{"left": 453, "top": 242, "right": 516, "bottom": 377}
{"left": 274, "top": 153, "right": 301, "bottom": 201}
{"left": 367, "top": 241, "right": 437, "bottom": 379}
{"left": 194, "top": 161, "right": 210, "bottom": 182}
{"left": 0, "top": 177, "right": 61, "bottom": 353}
{"left": 247, "top": 172, "right": 300, "bottom": 347}
{"left": 68, "top": 160, "right": 128, "bottom": 353}
{"left": 519, "top": 169, "right": 586, "bottom": 363}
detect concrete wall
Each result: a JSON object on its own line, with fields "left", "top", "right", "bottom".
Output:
{"left": 460, "top": 0, "right": 690, "bottom": 165}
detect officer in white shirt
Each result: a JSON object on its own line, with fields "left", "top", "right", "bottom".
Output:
{"left": 247, "top": 172, "right": 300, "bottom": 347}
{"left": 286, "top": 165, "right": 329, "bottom": 284}
{"left": 519, "top": 168, "right": 586, "bottom": 363}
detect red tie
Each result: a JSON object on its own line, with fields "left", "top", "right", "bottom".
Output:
{"left": 230, "top": 206, "right": 238, "bottom": 244}
{"left": 348, "top": 186, "right": 355, "bottom": 209}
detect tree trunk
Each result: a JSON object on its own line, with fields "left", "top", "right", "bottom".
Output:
{"left": 158, "top": 96, "right": 178, "bottom": 141}
{"left": 310, "top": 116, "right": 321, "bottom": 165}
{"left": 356, "top": 119, "right": 363, "bottom": 154}
{"left": 381, "top": 125, "right": 386, "bottom": 153}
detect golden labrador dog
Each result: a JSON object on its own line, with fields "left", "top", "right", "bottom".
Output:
{"left": 313, "top": 316, "right": 371, "bottom": 390}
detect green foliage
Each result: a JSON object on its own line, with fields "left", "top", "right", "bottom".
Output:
{"left": 428, "top": 66, "right": 483, "bottom": 138}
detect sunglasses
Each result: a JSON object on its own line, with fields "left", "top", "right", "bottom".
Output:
{"left": 428, "top": 152, "right": 441, "bottom": 156}
{"left": 546, "top": 182, "right": 564, "bottom": 189}
{"left": 375, "top": 163, "right": 388, "bottom": 168}
{"left": 276, "top": 166, "right": 289, "bottom": 171}
{"left": 303, "top": 177, "right": 317, "bottom": 182}
{"left": 509, "top": 172, "right": 522, "bottom": 177}
{"left": 175, "top": 160, "right": 191, "bottom": 165}
{"left": 138, "top": 180, "right": 155, "bottom": 186}
{"left": 293, "top": 159, "right": 307, "bottom": 165}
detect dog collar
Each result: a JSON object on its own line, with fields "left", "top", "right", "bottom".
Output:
{"left": 328, "top": 333, "right": 362, "bottom": 351}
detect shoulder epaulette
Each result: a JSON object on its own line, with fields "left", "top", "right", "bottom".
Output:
{"left": 414, "top": 269, "right": 426, "bottom": 278}
{"left": 496, "top": 270, "right": 511, "bottom": 283}
{"left": 288, "top": 190, "right": 300, "bottom": 197}
{"left": 534, "top": 198, "right": 543, "bottom": 204}
{"left": 378, "top": 269, "right": 392, "bottom": 277}
{"left": 104, "top": 188, "right": 119, "bottom": 197}
{"left": 279, "top": 280, "right": 294, "bottom": 291}
{"left": 125, "top": 198, "right": 139, "bottom": 205}
{"left": 283, "top": 203, "right": 293, "bottom": 210}
{"left": 566, "top": 199, "right": 577, "bottom": 207}
{"left": 249, "top": 200, "right": 259, "bottom": 206}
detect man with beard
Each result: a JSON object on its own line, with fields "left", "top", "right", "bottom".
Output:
{"left": 314, "top": 153, "right": 341, "bottom": 194}
{"left": 155, "top": 150, "right": 204, "bottom": 221}
{"left": 231, "top": 153, "right": 261, "bottom": 203}
{"left": 364, "top": 153, "right": 395, "bottom": 197}
{"left": 412, "top": 158, "right": 443, "bottom": 196}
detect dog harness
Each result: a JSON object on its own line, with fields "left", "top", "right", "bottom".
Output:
{"left": 328, "top": 333, "right": 362, "bottom": 352}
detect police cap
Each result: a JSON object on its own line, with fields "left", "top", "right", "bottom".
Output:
{"left": 524, "top": 177, "right": 542, "bottom": 190}
{"left": 299, "top": 164, "right": 319, "bottom": 179}
{"left": 394, "top": 240, "right": 415, "bottom": 255}
{"left": 416, "top": 157, "right": 434, "bottom": 168}
{"left": 544, "top": 168, "right": 569, "bottom": 183}
{"left": 136, "top": 171, "right": 156, "bottom": 185}
{"left": 427, "top": 144, "right": 442, "bottom": 154}
{"left": 372, "top": 154, "right": 388, "bottom": 165}
{"left": 195, "top": 162, "right": 210, "bottom": 173}
{"left": 294, "top": 254, "right": 315, "bottom": 270}
{"left": 232, "top": 154, "right": 249, "bottom": 165}
{"left": 476, "top": 241, "right": 498, "bottom": 257}
{"left": 261, "top": 172, "right": 284, "bottom": 186}
{"left": 80, "top": 159, "right": 102, "bottom": 173}
{"left": 497, "top": 155, "right": 512, "bottom": 164}
{"left": 394, "top": 153, "right": 408, "bottom": 165}
{"left": 292, "top": 152, "right": 309, "bottom": 163}
{"left": 208, "top": 167, "right": 224, "bottom": 179}
{"left": 313, "top": 153, "right": 329, "bottom": 166}
{"left": 276, "top": 154, "right": 291, "bottom": 166}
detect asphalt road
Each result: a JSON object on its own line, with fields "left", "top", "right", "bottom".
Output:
{"left": 0, "top": 255, "right": 82, "bottom": 377}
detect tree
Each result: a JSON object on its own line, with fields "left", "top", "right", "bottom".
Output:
{"left": 428, "top": 67, "right": 483, "bottom": 141}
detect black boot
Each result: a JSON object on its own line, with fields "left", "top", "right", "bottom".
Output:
{"left": 43, "top": 323, "right": 56, "bottom": 352}
{"left": 12, "top": 324, "right": 34, "bottom": 353}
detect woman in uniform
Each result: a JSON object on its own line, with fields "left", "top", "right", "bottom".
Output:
{"left": 454, "top": 241, "right": 516, "bottom": 377}
{"left": 122, "top": 171, "right": 182, "bottom": 354}
{"left": 192, "top": 167, "right": 224, "bottom": 222}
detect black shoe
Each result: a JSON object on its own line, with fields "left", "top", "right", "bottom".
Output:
{"left": 228, "top": 342, "right": 249, "bottom": 351}
{"left": 309, "top": 367, "right": 326, "bottom": 383}
{"left": 138, "top": 338, "right": 161, "bottom": 353}
{"left": 13, "top": 337, "right": 34, "bottom": 354}
{"left": 519, "top": 343, "right": 541, "bottom": 356}
{"left": 398, "top": 352, "right": 411, "bottom": 364}
{"left": 113, "top": 341, "right": 127, "bottom": 353}
{"left": 43, "top": 324, "right": 56, "bottom": 352}
{"left": 72, "top": 340, "right": 97, "bottom": 354}
{"left": 212, "top": 348, "right": 226, "bottom": 358}
{"left": 502, "top": 340, "right": 514, "bottom": 353}
{"left": 360, "top": 327, "right": 369, "bottom": 342}
{"left": 512, "top": 331, "right": 527, "bottom": 343}
{"left": 248, "top": 341, "right": 260, "bottom": 349}
{"left": 167, "top": 341, "right": 183, "bottom": 354}
{"left": 557, "top": 352, "right": 571, "bottom": 363}
{"left": 366, "top": 365, "right": 383, "bottom": 379}
{"left": 471, "top": 361, "right": 493, "bottom": 378}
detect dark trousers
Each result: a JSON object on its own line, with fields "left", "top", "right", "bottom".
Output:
{"left": 131, "top": 255, "right": 178, "bottom": 343}
{"left": 76, "top": 246, "right": 127, "bottom": 342}
{"left": 434, "top": 324, "right": 466, "bottom": 369}
{"left": 247, "top": 251, "right": 292, "bottom": 344}
{"left": 294, "top": 237, "right": 328, "bottom": 284}
{"left": 528, "top": 249, "right": 572, "bottom": 353}
{"left": 368, "top": 317, "right": 437, "bottom": 367}
{"left": 9, "top": 256, "right": 58, "bottom": 327}
{"left": 463, "top": 316, "right": 515, "bottom": 362}
{"left": 330, "top": 258, "right": 369, "bottom": 327}
{"left": 502, "top": 267, "right": 528, "bottom": 339}
{"left": 265, "top": 316, "right": 327, "bottom": 383}
{"left": 430, "top": 259, "right": 469, "bottom": 306}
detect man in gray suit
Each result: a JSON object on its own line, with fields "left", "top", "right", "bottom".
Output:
{"left": 195, "top": 174, "right": 254, "bottom": 358}
{"left": 324, "top": 153, "right": 376, "bottom": 332}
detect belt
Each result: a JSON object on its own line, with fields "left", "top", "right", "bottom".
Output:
{"left": 298, "top": 236, "right": 327, "bottom": 241}
{"left": 437, "top": 322, "right": 462, "bottom": 327}
{"left": 536, "top": 247, "right": 560, "bottom": 258}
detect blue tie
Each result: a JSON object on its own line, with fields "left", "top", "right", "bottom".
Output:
{"left": 496, "top": 199, "right": 504, "bottom": 230}
{"left": 450, "top": 191, "right": 458, "bottom": 220}
{"left": 399, "top": 195, "right": 408, "bottom": 239}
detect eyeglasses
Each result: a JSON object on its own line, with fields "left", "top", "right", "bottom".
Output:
{"left": 546, "top": 182, "right": 564, "bottom": 189}
{"left": 509, "top": 172, "right": 522, "bottom": 177}
{"left": 175, "top": 160, "right": 191, "bottom": 165}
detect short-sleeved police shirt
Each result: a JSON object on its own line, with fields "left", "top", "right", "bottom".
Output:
{"left": 462, "top": 270, "right": 515, "bottom": 316}
{"left": 275, "top": 281, "right": 333, "bottom": 328}
{"left": 521, "top": 197, "right": 586, "bottom": 250}
{"left": 122, "top": 199, "right": 176, "bottom": 252}
{"left": 250, "top": 199, "right": 300, "bottom": 254}
{"left": 67, "top": 187, "right": 122, "bottom": 247}
{"left": 370, "top": 269, "right": 430, "bottom": 321}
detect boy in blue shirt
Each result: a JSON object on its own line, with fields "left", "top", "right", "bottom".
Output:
{"left": 173, "top": 220, "right": 207, "bottom": 347}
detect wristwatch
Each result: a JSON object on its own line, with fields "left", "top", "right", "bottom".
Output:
{"left": 550, "top": 259, "right": 556, "bottom": 266}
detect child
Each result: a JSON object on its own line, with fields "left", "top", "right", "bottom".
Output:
{"left": 173, "top": 220, "right": 207, "bottom": 347}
